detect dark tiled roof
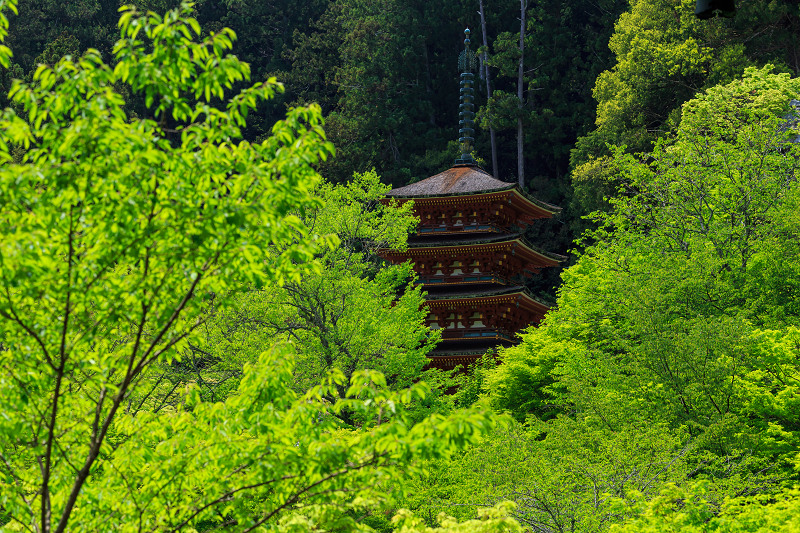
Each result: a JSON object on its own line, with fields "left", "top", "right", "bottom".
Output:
{"left": 424, "top": 285, "right": 553, "bottom": 309}
{"left": 425, "top": 285, "right": 527, "bottom": 300}
{"left": 407, "top": 232, "right": 521, "bottom": 247}
{"left": 428, "top": 349, "right": 497, "bottom": 357}
{"left": 387, "top": 164, "right": 514, "bottom": 197}
{"left": 425, "top": 351, "right": 495, "bottom": 370}
{"left": 405, "top": 233, "right": 567, "bottom": 262}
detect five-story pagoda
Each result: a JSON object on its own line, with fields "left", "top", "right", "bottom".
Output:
{"left": 379, "top": 29, "right": 563, "bottom": 370}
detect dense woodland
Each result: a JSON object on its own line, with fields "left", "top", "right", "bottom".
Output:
{"left": 1, "top": 0, "right": 800, "bottom": 531}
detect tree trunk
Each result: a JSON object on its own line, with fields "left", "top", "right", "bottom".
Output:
{"left": 478, "top": 0, "right": 498, "bottom": 178}
{"left": 423, "top": 43, "right": 436, "bottom": 127}
{"left": 517, "top": 0, "right": 527, "bottom": 189}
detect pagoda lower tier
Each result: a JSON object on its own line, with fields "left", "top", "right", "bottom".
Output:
{"left": 423, "top": 286, "right": 550, "bottom": 370}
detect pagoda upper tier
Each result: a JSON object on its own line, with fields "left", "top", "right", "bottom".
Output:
{"left": 386, "top": 165, "right": 559, "bottom": 235}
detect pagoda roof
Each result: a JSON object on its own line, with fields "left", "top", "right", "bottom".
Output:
{"left": 428, "top": 348, "right": 496, "bottom": 357}
{"left": 424, "top": 284, "right": 550, "bottom": 309}
{"left": 387, "top": 164, "right": 560, "bottom": 214}
{"left": 425, "top": 351, "right": 495, "bottom": 370}
{"left": 387, "top": 235, "right": 566, "bottom": 266}
{"left": 408, "top": 232, "right": 565, "bottom": 259}
{"left": 387, "top": 164, "right": 512, "bottom": 197}
{"left": 426, "top": 284, "right": 524, "bottom": 299}
{"left": 407, "top": 231, "right": 514, "bottom": 247}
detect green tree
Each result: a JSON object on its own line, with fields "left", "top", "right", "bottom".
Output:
{"left": 571, "top": 0, "right": 800, "bottom": 212}
{"left": 0, "top": 0, "right": 331, "bottom": 528}
{"left": 201, "top": 0, "right": 329, "bottom": 142}
{"left": 149, "top": 172, "right": 446, "bottom": 417}
{"left": 485, "top": 66, "right": 800, "bottom": 510}
{"left": 404, "top": 417, "right": 687, "bottom": 533}
{"left": 479, "top": 0, "right": 625, "bottom": 183}
{"left": 4, "top": 0, "right": 119, "bottom": 70}
{"left": 393, "top": 65, "right": 800, "bottom": 533}
{"left": 0, "top": 3, "right": 510, "bottom": 531}
{"left": 610, "top": 482, "right": 800, "bottom": 532}
{"left": 302, "top": 0, "right": 464, "bottom": 185}
{"left": 477, "top": 0, "right": 626, "bottom": 280}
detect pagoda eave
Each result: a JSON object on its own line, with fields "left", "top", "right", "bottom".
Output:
{"left": 381, "top": 188, "right": 558, "bottom": 220}
{"left": 426, "top": 290, "right": 550, "bottom": 315}
{"left": 379, "top": 238, "right": 563, "bottom": 269}
{"left": 426, "top": 353, "right": 488, "bottom": 371}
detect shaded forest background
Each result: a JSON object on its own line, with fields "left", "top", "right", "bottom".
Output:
{"left": 5, "top": 1, "right": 800, "bottom": 183}
{"left": 6, "top": 0, "right": 798, "bottom": 298}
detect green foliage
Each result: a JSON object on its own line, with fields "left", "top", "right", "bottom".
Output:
{"left": 481, "top": 0, "right": 625, "bottom": 185}
{"left": 405, "top": 417, "right": 687, "bottom": 533}
{"left": 309, "top": 169, "right": 418, "bottom": 254}
{"left": 472, "top": 65, "right": 800, "bottom": 529}
{"left": 393, "top": 502, "right": 521, "bottom": 533}
{"left": 30, "top": 32, "right": 79, "bottom": 70}
{"left": 0, "top": 3, "right": 503, "bottom": 531}
{"left": 557, "top": 68, "right": 800, "bottom": 465}
{"left": 451, "top": 352, "right": 499, "bottom": 410}
{"left": 678, "top": 65, "right": 800, "bottom": 136}
{"left": 5, "top": 1, "right": 800, "bottom": 530}
{"left": 610, "top": 483, "right": 800, "bottom": 532}
{"left": 569, "top": 154, "right": 627, "bottom": 216}
{"left": 284, "top": 0, "right": 466, "bottom": 185}
{"left": 4, "top": 0, "right": 117, "bottom": 73}
{"left": 0, "top": 6, "right": 519, "bottom": 529}
{"left": 592, "top": 0, "right": 733, "bottom": 149}
{"left": 572, "top": 0, "right": 800, "bottom": 212}
{"left": 0, "top": 0, "right": 15, "bottom": 68}
{"left": 140, "top": 170, "right": 444, "bottom": 419}
{"left": 73, "top": 346, "right": 497, "bottom": 531}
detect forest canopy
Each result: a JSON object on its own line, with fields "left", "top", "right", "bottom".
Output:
{"left": 1, "top": 0, "right": 800, "bottom": 532}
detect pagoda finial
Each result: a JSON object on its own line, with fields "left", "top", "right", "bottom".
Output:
{"left": 455, "top": 28, "right": 477, "bottom": 165}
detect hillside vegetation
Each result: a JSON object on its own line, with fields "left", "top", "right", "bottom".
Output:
{"left": 1, "top": 1, "right": 799, "bottom": 531}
